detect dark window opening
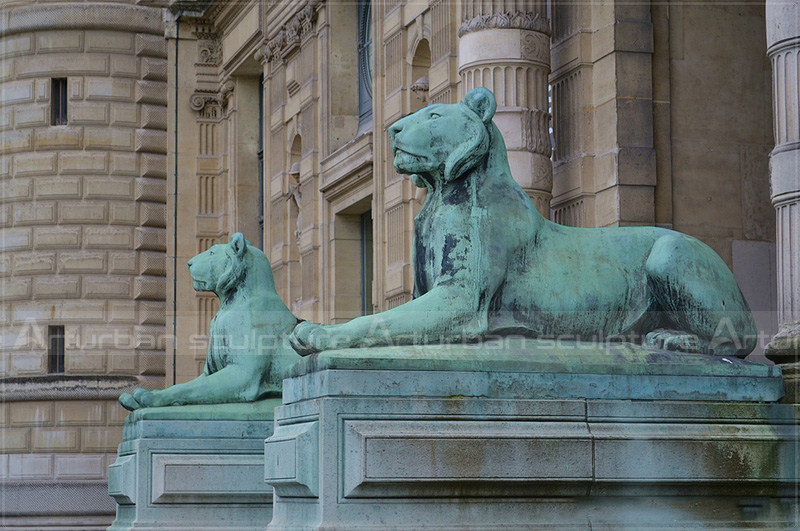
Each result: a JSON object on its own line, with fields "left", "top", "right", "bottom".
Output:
{"left": 51, "top": 78, "right": 68, "bottom": 125}
{"left": 257, "top": 75, "right": 265, "bottom": 249}
{"left": 357, "top": 0, "right": 373, "bottom": 131}
{"left": 48, "top": 325, "right": 65, "bottom": 373}
{"left": 360, "top": 210, "right": 373, "bottom": 315}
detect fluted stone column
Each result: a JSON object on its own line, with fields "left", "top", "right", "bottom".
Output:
{"left": 457, "top": 5, "right": 553, "bottom": 217}
{"left": 766, "top": 0, "right": 800, "bottom": 403}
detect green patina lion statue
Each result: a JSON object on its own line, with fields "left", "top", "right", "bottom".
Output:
{"left": 290, "top": 87, "right": 757, "bottom": 358}
{"left": 120, "top": 233, "right": 300, "bottom": 410}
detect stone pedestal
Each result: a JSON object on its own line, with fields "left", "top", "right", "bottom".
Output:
{"left": 265, "top": 342, "right": 797, "bottom": 530}
{"left": 107, "top": 399, "right": 280, "bottom": 531}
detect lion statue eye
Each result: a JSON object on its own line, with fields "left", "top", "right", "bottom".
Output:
{"left": 429, "top": 113, "right": 441, "bottom": 119}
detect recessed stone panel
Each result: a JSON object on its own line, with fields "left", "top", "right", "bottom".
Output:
{"left": 58, "top": 251, "right": 106, "bottom": 273}
{"left": 0, "top": 130, "right": 33, "bottom": 154}
{"left": 69, "top": 102, "right": 110, "bottom": 125}
{"left": 35, "top": 176, "right": 81, "bottom": 199}
{"left": 59, "top": 152, "right": 108, "bottom": 174}
{"left": 150, "top": 454, "right": 270, "bottom": 504}
{"left": 14, "top": 104, "right": 49, "bottom": 128}
{"left": 111, "top": 55, "right": 139, "bottom": 77}
{"left": 342, "top": 419, "right": 592, "bottom": 498}
{"left": 85, "top": 78, "right": 135, "bottom": 102}
{"left": 84, "top": 127, "right": 134, "bottom": 151}
{"left": 1, "top": 178, "right": 33, "bottom": 202}
{"left": 58, "top": 201, "right": 108, "bottom": 224}
{"left": 0, "top": 228, "right": 32, "bottom": 251}
{"left": 84, "top": 226, "right": 133, "bottom": 249}
{"left": 85, "top": 177, "right": 133, "bottom": 199}
{"left": 13, "top": 152, "right": 56, "bottom": 176}
{"left": 33, "top": 276, "right": 81, "bottom": 298}
{"left": 34, "top": 226, "right": 81, "bottom": 249}
{"left": 35, "top": 127, "right": 82, "bottom": 150}
{"left": 0, "top": 35, "right": 33, "bottom": 59}
{"left": 111, "top": 153, "right": 138, "bottom": 175}
{"left": 13, "top": 202, "right": 56, "bottom": 225}
{"left": 86, "top": 31, "right": 134, "bottom": 54}
{"left": 36, "top": 31, "right": 83, "bottom": 54}
{"left": 32, "top": 428, "right": 80, "bottom": 452}
{"left": 13, "top": 252, "right": 56, "bottom": 275}
{"left": 111, "top": 104, "right": 138, "bottom": 127}
{"left": 15, "top": 54, "right": 109, "bottom": 77}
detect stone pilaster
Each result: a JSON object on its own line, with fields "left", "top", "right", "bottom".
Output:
{"left": 457, "top": 6, "right": 553, "bottom": 217}
{"left": 766, "top": 1, "right": 800, "bottom": 403}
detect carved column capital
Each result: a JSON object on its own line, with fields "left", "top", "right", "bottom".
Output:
{"left": 458, "top": 11, "right": 550, "bottom": 38}
{"left": 189, "top": 91, "right": 221, "bottom": 113}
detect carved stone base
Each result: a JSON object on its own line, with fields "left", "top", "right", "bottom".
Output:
{"left": 767, "top": 322, "right": 800, "bottom": 404}
{"left": 265, "top": 347, "right": 798, "bottom": 530}
{"left": 107, "top": 400, "right": 280, "bottom": 531}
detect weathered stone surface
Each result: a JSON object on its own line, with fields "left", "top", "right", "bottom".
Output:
{"left": 283, "top": 340, "right": 784, "bottom": 403}
{"left": 107, "top": 400, "right": 279, "bottom": 531}
{"left": 265, "top": 362, "right": 799, "bottom": 530}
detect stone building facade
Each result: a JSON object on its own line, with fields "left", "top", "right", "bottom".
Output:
{"left": 0, "top": 1, "right": 169, "bottom": 528}
{"left": 1, "top": 0, "right": 797, "bottom": 528}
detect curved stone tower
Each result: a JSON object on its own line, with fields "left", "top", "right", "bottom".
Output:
{"left": 0, "top": 1, "right": 168, "bottom": 527}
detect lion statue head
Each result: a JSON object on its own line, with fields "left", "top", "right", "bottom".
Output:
{"left": 188, "top": 232, "right": 250, "bottom": 296}
{"left": 388, "top": 87, "right": 502, "bottom": 188}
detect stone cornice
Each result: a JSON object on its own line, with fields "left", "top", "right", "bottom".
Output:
{"left": 1, "top": 3, "right": 165, "bottom": 36}
{"left": 254, "top": 0, "right": 324, "bottom": 65}
{"left": 458, "top": 11, "right": 550, "bottom": 38}
{"left": 0, "top": 375, "right": 143, "bottom": 401}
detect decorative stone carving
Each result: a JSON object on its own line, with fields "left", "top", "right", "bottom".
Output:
{"left": 410, "top": 75, "right": 429, "bottom": 102}
{"left": 522, "top": 108, "right": 552, "bottom": 157}
{"left": 520, "top": 31, "right": 550, "bottom": 64}
{"left": 289, "top": 89, "right": 758, "bottom": 358}
{"left": 256, "top": 0, "right": 322, "bottom": 65}
{"left": 189, "top": 90, "right": 222, "bottom": 114}
{"left": 458, "top": 11, "right": 550, "bottom": 38}
{"left": 195, "top": 32, "right": 221, "bottom": 66}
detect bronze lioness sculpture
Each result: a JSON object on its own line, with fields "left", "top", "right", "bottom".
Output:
{"left": 290, "top": 88, "right": 756, "bottom": 358}
{"left": 120, "top": 233, "right": 300, "bottom": 410}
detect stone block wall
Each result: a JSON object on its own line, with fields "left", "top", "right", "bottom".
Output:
{"left": 0, "top": 1, "right": 168, "bottom": 528}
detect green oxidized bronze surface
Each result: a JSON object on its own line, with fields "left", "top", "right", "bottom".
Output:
{"left": 119, "top": 88, "right": 764, "bottom": 410}
{"left": 289, "top": 88, "right": 758, "bottom": 358}
{"left": 119, "top": 234, "right": 300, "bottom": 410}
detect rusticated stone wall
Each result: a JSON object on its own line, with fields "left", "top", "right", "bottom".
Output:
{"left": 0, "top": 2, "right": 168, "bottom": 528}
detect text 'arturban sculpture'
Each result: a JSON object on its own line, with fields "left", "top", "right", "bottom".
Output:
{"left": 290, "top": 88, "right": 757, "bottom": 358}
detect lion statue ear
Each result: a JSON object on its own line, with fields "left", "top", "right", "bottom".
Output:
{"left": 462, "top": 87, "right": 496, "bottom": 124}
{"left": 442, "top": 89, "right": 494, "bottom": 183}
{"left": 229, "top": 232, "right": 247, "bottom": 258}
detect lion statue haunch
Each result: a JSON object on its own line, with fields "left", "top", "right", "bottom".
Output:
{"left": 120, "top": 233, "right": 300, "bottom": 410}
{"left": 290, "top": 87, "right": 757, "bottom": 358}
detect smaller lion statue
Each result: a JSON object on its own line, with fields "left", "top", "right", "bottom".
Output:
{"left": 290, "top": 87, "right": 758, "bottom": 358}
{"left": 120, "top": 233, "right": 300, "bottom": 410}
